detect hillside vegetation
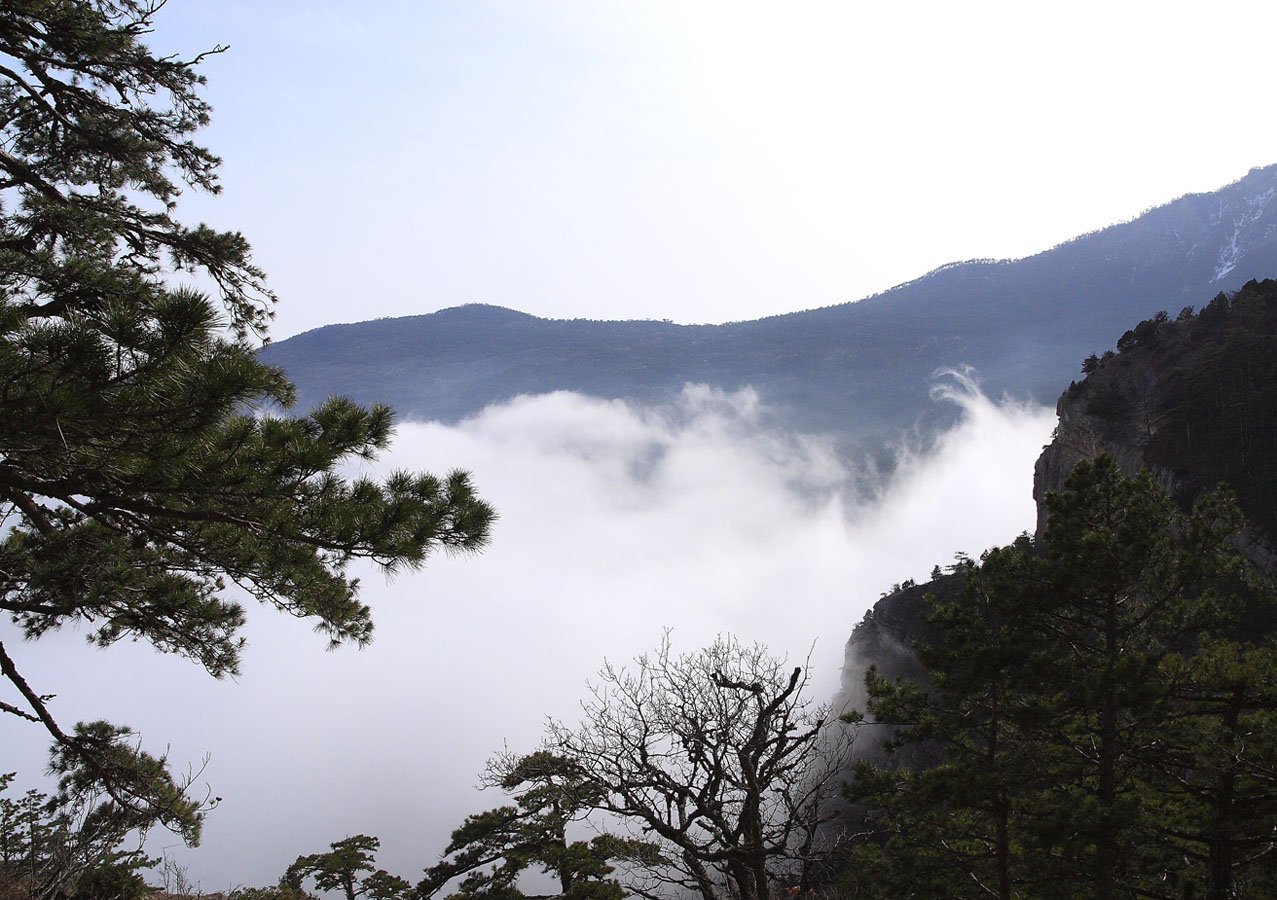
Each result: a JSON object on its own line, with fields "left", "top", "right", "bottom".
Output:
{"left": 1067, "top": 278, "right": 1277, "bottom": 541}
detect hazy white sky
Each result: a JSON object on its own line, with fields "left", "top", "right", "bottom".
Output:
{"left": 151, "top": 1, "right": 1277, "bottom": 339}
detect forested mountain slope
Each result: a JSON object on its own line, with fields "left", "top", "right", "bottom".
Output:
{"left": 263, "top": 166, "right": 1277, "bottom": 447}
{"left": 1037, "top": 278, "right": 1277, "bottom": 561}
{"left": 840, "top": 278, "right": 1277, "bottom": 717}
{"left": 833, "top": 283, "right": 1277, "bottom": 896}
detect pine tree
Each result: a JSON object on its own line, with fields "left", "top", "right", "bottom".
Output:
{"left": 0, "top": 772, "right": 156, "bottom": 900}
{"left": 284, "top": 835, "right": 412, "bottom": 900}
{"left": 852, "top": 457, "right": 1275, "bottom": 898}
{"left": 1142, "top": 638, "right": 1277, "bottom": 897}
{"left": 848, "top": 542, "right": 1051, "bottom": 899}
{"left": 422, "top": 751, "right": 655, "bottom": 900}
{"left": 1022, "top": 459, "right": 1258, "bottom": 898}
{"left": 0, "top": 0, "right": 494, "bottom": 843}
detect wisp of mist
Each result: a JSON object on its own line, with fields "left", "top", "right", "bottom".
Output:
{"left": 1, "top": 374, "right": 1055, "bottom": 887}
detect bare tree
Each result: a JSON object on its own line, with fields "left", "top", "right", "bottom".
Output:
{"left": 548, "top": 635, "right": 857, "bottom": 900}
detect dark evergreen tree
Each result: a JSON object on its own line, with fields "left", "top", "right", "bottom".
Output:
{"left": 284, "top": 835, "right": 412, "bottom": 900}
{"left": 422, "top": 751, "right": 656, "bottom": 900}
{"left": 847, "top": 541, "right": 1049, "bottom": 899}
{"left": 852, "top": 458, "right": 1276, "bottom": 899}
{"left": 1143, "top": 638, "right": 1277, "bottom": 898}
{"left": 0, "top": 773, "right": 156, "bottom": 900}
{"left": 0, "top": 0, "right": 494, "bottom": 842}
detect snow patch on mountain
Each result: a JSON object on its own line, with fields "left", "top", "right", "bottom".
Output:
{"left": 1215, "top": 188, "right": 1275, "bottom": 281}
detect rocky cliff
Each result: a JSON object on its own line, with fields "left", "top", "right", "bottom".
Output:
{"left": 835, "top": 278, "right": 1277, "bottom": 718}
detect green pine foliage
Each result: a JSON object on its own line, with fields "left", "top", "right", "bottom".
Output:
{"left": 1144, "top": 639, "right": 1277, "bottom": 895}
{"left": 284, "top": 835, "right": 412, "bottom": 900}
{"left": 422, "top": 751, "right": 654, "bottom": 900}
{"left": 0, "top": 0, "right": 493, "bottom": 844}
{"left": 0, "top": 772, "right": 156, "bottom": 900}
{"left": 849, "top": 457, "right": 1277, "bottom": 899}
{"left": 1067, "top": 279, "right": 1277, "bottom": 544}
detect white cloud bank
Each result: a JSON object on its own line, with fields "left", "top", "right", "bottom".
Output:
{"left": 1, "top": 378, "right": 1055, "bottom": 887}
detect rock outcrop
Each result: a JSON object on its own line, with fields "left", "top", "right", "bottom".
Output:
{"left": 836, "top": 279, "right": 1277, "bottom": 719}
{"left": 1036, "top": 365, "right": 1277, "bottom": 575}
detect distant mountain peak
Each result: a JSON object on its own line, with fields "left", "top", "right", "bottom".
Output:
{"left": 262, "top": 165, "right": 1277, "bottom": 449}
{"left": 435, "top": 303, "right": 540, "bottom": 322}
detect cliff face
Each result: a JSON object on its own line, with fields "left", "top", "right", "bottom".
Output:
{"left": 1031, "top": 387, "right": 1173, "bottom": 537}
{"left": 831, "top": 576, "right": 955, "bottom": 752}
{"left": 836, "top": 279, "right": 1277, "bottom": 718}
{"left": 1035, "top": 366, "right": 1277, "bottom": 574}
{"left": 1035, "top": 279, "right": 1277, "bottom": 573}
{"left": 831, "top": 581, "right": 936, "bottom": 730}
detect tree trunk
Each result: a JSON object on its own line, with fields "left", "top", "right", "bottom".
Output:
{"left": 1207, "top": 687, "right": 1244, "bottom": 900}
{"left": 1095, "top": 597, "right": 1120, "bottom": 900}
{"left": 995, "top": 797, "right": 1011, "bottom": 900}
{"left": 684, "top": 850, "right": 720, "bottom": 900}
{"left": 989, "top": 686, "right": 1012, "bottom": 900}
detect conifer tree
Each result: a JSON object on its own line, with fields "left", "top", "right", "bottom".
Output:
{"left": 0, "top": 0, "right": 494, "bottom": 843}
{"left": 1142, "top": 637, "right": 1277, "bottom": 897}
{"left": 852, "top": 457, "right": 1276, "bottom": 898}
{"left": 284, "top": 835, "right": 412, "bottom": 900}
{"left": 847, "top": 541, "right": 1048, "bottom": 899}
{"left": 422, "top": 751, "right": 656, "bottom": 900}
{"left": 0, "top": 772, "right": 155, "bottom": 900}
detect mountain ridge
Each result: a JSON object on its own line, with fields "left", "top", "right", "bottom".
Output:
{"left": 279, "top": 165, "right": 1277, "bottom": 336}
{"left": 262, "top": 165, "right": 1277, "bottom": 451}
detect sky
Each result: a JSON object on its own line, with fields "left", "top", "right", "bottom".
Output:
{"left": 6, "top": 0, "right": 1277, "bottom": 889}
{"left": 146, "top": 1, "right": 1277, "bottom": 339}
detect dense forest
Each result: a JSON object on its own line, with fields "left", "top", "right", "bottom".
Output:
{"left": 842, "top": 458, "right": 1277, "bottom": 899}
{"left": 1068, "top": 278, "right": 1277, "bottom": 542}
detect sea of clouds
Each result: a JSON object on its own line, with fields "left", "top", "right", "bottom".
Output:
{"left": 1, "top": 375, "right": 1055, "bottom": 887}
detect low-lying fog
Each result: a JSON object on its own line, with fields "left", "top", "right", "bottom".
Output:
{"left": 2, "top": 374, "right": 1055, "bottom": 887}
